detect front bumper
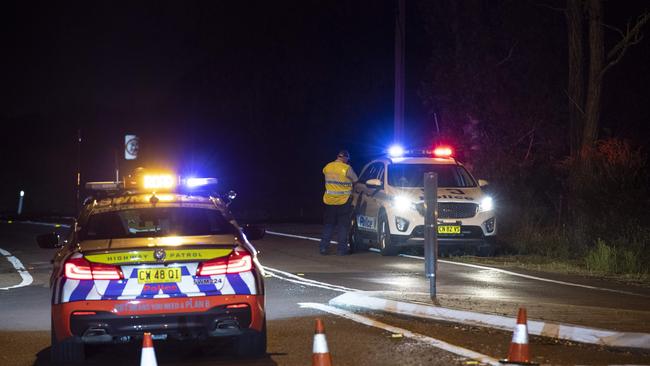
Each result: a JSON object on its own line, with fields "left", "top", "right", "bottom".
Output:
{"left": 52, "top": 295, "right": 264, "bottom": 343}
{"left": 390, "top": 225, "right": 494, "bottom": 250}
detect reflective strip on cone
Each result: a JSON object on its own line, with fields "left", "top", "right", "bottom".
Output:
{"left": 313, "top": 334, "right": 329, "bottom": 353}
{"left": 512, "top": 324, "right": 529, "bottom": 344}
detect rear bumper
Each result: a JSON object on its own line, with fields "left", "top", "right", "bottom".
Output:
{"left": 52, "top": 295, "right": 264, "bottom": 343}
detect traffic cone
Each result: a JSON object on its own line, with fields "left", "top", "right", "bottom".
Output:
{"left": 500, "top": 308, "right": 538, "bottom": 365}
{"left": 140, "top": 332, "right": 158, "bottom": 366}
{"left": 312, "top": 318, "right": 332, "bottom": 366}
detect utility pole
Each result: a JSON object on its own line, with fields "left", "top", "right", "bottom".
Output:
{"left": 114, "top": 148, "right": 120, "bottom": 181}
{"left": 424, "top": 172, "right": 438, "bottom": 301}
{"left": 394, "top": 0, "right": 405, "bottom": 142}
{"left": 76, "top": 129, "right": 82, "bottom": 214}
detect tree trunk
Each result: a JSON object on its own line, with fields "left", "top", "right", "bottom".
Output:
{"left": 566, "top": 0, "right": 585, "bottom": 158}
{"left": 581, "top": 0, "right": 604, "bottom": 159}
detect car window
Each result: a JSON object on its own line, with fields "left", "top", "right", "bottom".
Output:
{"left": 358, "top": 163, "right": 377, "bottom": 183}
{"left": 387, "top": 164, "right": 476, "bottom": 188}
{"left": 376, "top": 163, "right": 385, "bottom": 182}
{"left": 81, "top": 207, "right": 236, "bottom": 240}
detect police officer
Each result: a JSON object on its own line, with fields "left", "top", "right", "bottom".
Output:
{"left": 320, "top": 150, "right": 358, "bottom": 255}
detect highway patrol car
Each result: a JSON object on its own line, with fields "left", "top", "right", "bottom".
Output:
{"left": 37, "top": 171, "right": 266, "bottom": 364}
{"left": 350, "top": 146, "right": 496, "bottom": 256}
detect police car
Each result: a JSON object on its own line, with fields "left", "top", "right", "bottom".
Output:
{"left": 350, "top": 145, "right": 496, "bottom": 256}
{"left": 37, "top": 170, "right": 267, "bottom": 364}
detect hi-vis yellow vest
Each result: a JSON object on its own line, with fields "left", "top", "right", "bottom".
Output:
{"left": 323, "top": 161, "right": 353, "bottom": 205}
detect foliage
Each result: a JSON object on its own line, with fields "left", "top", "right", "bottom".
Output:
{"left": 417, "top": 1, "right": 650, "bottom": 275}
{"left": 585, "top": 238, "right": 647, "bottom": 276}
{"left": 565, "top": 138, "right": 650, "bottom": 243}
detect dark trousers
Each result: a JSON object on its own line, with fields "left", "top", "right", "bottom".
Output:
{"left": 320, "top": 200, "right": 352, "bottom": 254}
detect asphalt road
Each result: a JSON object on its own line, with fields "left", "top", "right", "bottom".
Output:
{"left": 1, "top": 222, "right": 649, "bottom": 365}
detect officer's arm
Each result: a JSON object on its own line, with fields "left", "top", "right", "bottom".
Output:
{"left": 347, "top": 167, "right": 359, "bottom": 183}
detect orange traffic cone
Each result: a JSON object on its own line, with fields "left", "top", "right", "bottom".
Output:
{"left": 140, "top": 332, "right": 158, "bottom": 366}
{"left": 500, "top": 308, "right": 538, "bottom": 365}
{"left": 312, "top": 318, "right": 332, "bottom": 366}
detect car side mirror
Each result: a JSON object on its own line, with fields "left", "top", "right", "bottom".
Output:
{"left": 242, "top": 224, "right": 265, "bottom": 241}
{"left": 365, "top": 178, "right": 382, "bottom": 188}
{"left": 37, "top": 232, "right": 61, "bottom": 249}
{"left": 478, "top": 179, "right": 489, "bottom": 188}
{"left": 224, "top": 190, "right": 237, "bottom": 206}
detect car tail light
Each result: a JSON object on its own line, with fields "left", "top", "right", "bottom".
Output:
{"left": 197, "top": 250, "right": 252, "bottom": 276}
{"left": 196, "top": 256, "right": 228, "bottom": 276}
{"left": 64, "top": 257, "right": 123, "bottom": 280}
{"left": 225, "top": 250, "right": 253, "bottom": 273}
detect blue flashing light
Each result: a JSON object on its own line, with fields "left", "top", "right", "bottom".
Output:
{"left": 388, "top": 144, "right": 405, "bottom": 158}
{"left": 184, "top": 177, "right": 218, "bottom": 188}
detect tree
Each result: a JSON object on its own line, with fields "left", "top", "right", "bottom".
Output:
{"left": 566, "top": 0, "right": 650, "bottom": 161}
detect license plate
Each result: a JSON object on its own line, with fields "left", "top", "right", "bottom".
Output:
{"left": 437, "top": 225, "right": 461, "bottom": 234}
{"left": 137, "top": 268, "right": 182, "bottom": 284}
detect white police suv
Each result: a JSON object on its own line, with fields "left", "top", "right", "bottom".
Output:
{"left": 350, "top": 146, "right": 496, "bottom": 256}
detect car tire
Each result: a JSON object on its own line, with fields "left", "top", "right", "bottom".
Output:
{"left": 234, "top": 323, "right": 267, "bottom": 358}
{"left": 378, "top": 212, "right": 399, "bottom": 256}
{"left": 51, "top": 323, "right": 85, "bottom": 365}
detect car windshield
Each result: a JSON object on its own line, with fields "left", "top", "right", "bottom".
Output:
{"left": 81, "top": 207, "right": 235, "bottom": 240}
{"left": 387, "top": 163, "right": 476, "bottom": 188}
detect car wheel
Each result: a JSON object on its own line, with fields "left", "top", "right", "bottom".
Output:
{"left": 349, "top": 215, "right": 366, "bottom": 253}
{"left": 378, "top": 212, "right": 399, "bottom": 256}
{"left": 234, "top": 322, "right": 267, "bottom": 358}
{"left": 51, "top": 320, "right": 85, "bottom": 365}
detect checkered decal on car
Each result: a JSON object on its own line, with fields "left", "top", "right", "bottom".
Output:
{"left": 54, "top": 261, "right": 257, "bottom": 304}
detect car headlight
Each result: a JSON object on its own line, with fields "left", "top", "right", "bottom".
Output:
{"left": 393, "top": 195, "right": 415, "bottom": 212}
{"left": 479, "top": 196, "right": 494, "bottom": 212}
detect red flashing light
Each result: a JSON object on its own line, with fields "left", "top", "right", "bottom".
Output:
{"left": 65, "top": 257, "right": 123, "bottom": 280}
{"left": 73, "top": 311, "right": 97, "bottom": 316}
{"left": 226, "top": 303, "right": 249, "bottom": 309}
{"left": 197, "top": 250, "right": 253, "bottom": 276}
{"left": 433, "top": 146, "right": 453, "bottom": 158}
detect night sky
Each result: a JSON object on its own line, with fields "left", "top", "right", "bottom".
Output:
{"left": 2, "top": 1, "right": 649, "bottom": 220}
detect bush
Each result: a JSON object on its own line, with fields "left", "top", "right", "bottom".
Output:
{"left": 494, "top": 138, "right": 650, "bottom": 277}
{"left": 585, "top": 238, "right": 646, "bottom": 276}
{"left": 566, "top": 139, "right": 650, "bottom": 244}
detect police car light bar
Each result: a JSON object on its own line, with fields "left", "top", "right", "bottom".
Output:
{"left": 389, "top": 146, "right": 455, "bottom": 158}
{"left": 143, "top": 174, "right": 176, "bottom": 190}
{"left": 184, "top": 177, "right": 218, "bottom": 188}
{"left": 388, "top": 144, "right": 405, "bottom": 158}
{"left": 85, "top": 181, "right": 123, "bottom": 191}
{"left": 433, "top": 146, "right": 453, "bottom": 157}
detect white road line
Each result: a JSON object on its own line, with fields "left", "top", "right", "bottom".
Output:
{"left": 266, "top": 230, "right": 336, "bottom": 244}
{"left": 22, "top": 221, "right": 71, "bottom": 228}
{"left": 265, "top": 259, "right": 650, "bottom": 350}
{"left": 268, "top": 231, "right": 648, "bottom": 297}
{"left": 329, "top": 291, "right": 650, "bottom": 350}
{"left": 265, "top": 271, "right": 348, "bottom": 293}
{"left": 1, "top": 220, "right": 71, "bottom": 228}
{"left": 298, "top": 302, "right": 501, "bottom": 366}
{"left": 263, "top": 265, "right": 360, "bottom": 292}
{"left": 0, "top": 248, "right": 34, "bottom": 290}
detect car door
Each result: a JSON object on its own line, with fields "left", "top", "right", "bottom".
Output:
{"left": 354, "top": 162, "right": 384, "bottom": 234}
